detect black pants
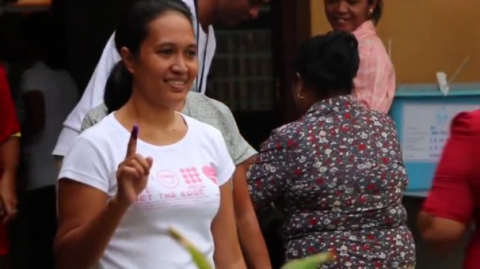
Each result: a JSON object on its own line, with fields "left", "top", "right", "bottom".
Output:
{"left": 26, "top": 186, "right": 57, "bottom": 269}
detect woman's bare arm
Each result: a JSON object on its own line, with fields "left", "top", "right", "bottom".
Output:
{"left": 418, "top": 112, "right": 475, "bottom": 255}
{"left": 233, "top": 162, "right": 271, "bottom": 269}
{"left": 212, "top": 180, "right": 246, "bottom": 269}
{"left": 55, "top": 180, "right": 129, "bottom": 269}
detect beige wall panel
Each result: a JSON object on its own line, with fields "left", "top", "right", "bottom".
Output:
{"left": 309, "top": 0, "right": 480, "bottom": 84}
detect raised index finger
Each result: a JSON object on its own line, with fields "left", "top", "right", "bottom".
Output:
{"left": 126, "top": 124, "right": 138, "bottom": 158}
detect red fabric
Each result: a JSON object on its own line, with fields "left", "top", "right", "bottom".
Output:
{"left": 0, "top": 64, "right": 16, "bottom": 254}
{"left": 0, "top": 64, "right": 20, "bottom": 144}
{"left": 422, "top": 110, "right": 480, "bottom": 269}
{"left": 0, "top": 224, "right": 8, "bottom": 255}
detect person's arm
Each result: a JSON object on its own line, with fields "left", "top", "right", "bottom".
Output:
{"left": 0, "top": 65, "right": 21, "bottom": 223}
{"left": 213, "top": 181, "right": 247, "bottom": 269}
{"left": 354, "top": 40, "right": 395, "bottom": 113}
{"left": 211, "top": 131, "right": 246, "bottom": 269}
{"left": 247, "top": 130, "right": 294, "bottom": 207}
{"left": 233, "top": 162, "right": 271, "bottom": 269}
{"left": 418, "top": 112, "right": 476, "bottom": 255}
{"left": 0, "top": 136, "right": 20, "bottom": 223}
{"left": 220, "top": 105, "right": 271, "bottom": 268}
{"left": 54, "top": 136, "right": 125, "bottom": 269}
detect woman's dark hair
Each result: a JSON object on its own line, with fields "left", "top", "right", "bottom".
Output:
{"left": 370, "top": 0, "right": 383, "bottom": 25}
{"left": 104, "top": 0, "right": 193, "bottom": 113}
{"left": 292, "top": 31, "right": 359, "bottom": 96}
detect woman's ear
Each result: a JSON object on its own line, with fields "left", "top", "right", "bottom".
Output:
{"left": 294, "top": 73, "right": 305, "bottom": 94}
{"left": 120, "top": 47, "right": 135, "bottom": 74}
{"left": 368, "top": 0, "right": 378, "bottom": 12}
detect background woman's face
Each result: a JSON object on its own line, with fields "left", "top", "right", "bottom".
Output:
{"left": 324, "top": 0, "right": 376, "bottom": 32}
{"left": 216, "top": 0, "right": 269, "bottom": 26}
{"left": 130, "top": 12, "right": 198, "bottom": 108}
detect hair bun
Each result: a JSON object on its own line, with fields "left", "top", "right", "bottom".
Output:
{"left": 317, "top": 31, "right": 359, "bottom": 81}
{"left": 291, "top": 31, "right": 360, "bottom": 95}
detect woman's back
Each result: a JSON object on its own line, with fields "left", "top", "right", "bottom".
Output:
{"left": 250, "top": 96, "right": 415, "bottom": 267}
{"left": 282, "top": 96, "right": 406, "bottom": 232}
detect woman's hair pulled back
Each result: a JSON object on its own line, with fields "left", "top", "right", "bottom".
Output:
{"left": 292, "top": 31, "right": 360, "bottom": 96}
{"left": 104, "top": 0, "right": 193, "bottom": 113}
{"left": 370, "top": 0, "right": 383, "bottom": 25}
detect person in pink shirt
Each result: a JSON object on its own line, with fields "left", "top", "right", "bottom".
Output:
{"left": 324, "top": 0, "right": 394, "bottom": 113}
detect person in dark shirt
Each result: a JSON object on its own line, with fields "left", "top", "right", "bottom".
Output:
{"left": 247, "top": 31, "right": 415, "bottom": 268}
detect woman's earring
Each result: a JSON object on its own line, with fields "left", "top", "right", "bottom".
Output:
{"left": 297, "top": 92, "right": 304, "bottom": 99}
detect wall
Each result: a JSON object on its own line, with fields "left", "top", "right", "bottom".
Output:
{"left": 310, "top": 0, "right": 480, "bottom": 84}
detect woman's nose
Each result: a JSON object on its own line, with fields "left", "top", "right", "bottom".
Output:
{"left": 337, "top": 2, "right": 349, "bottom": 13}
{"left": 171, "top": 57, "right": 188, "bottom": 74}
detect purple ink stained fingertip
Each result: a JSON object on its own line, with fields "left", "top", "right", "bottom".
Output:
{"left": 131, "top": 124, "right": 139, "bottom": 139}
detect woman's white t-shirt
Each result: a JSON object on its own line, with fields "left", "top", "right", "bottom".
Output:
{"left": 58, "top": 113, "right": 234, "bottom": 269}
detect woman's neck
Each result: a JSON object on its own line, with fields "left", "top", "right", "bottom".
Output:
{"left": 122, "top": 91, "right": 177, "bottom": 128}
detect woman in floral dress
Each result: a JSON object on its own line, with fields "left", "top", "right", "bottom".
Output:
{"left": 247, "top": 31, "right": 415, "bottom": 268}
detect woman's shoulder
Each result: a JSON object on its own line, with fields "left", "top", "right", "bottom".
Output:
{"left": 82, "top": 104, "right": 109, "bottom": 131}
{"left": 78, "top": 113, "right": 117, "bottom": 145}
{"left": 186, "top": 92, "right": 232, "bottom": 118}
{"left": 182, "top": 113, "right": 223, "bottom": 139}
{"left": 356, "top": 31, "right": 389, "bottom": 58}
{"left": 451, "top": 110, "right": 480, "bottom": 135}
{"left": 361, "top": 108, "right": 397, "bottom": 127}
{"left": 185, "top": 92, "right": 237, "bottom": 134}
{"left": 265, "top": 120, "right": 306, "bottom": 149}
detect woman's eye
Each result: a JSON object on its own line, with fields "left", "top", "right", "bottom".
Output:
{"left": 187, "top": 50, "right": 197, "bottom": 58}
{"left": 159, "top": 49, "right": 173, "bottom": 55}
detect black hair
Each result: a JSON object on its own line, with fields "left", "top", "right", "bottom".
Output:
{"left": 292, "top": 31, "right": 359, "bottom": 96}
{"left": 104, "top": 0, "right": 193, "bottom": 113}
{"left": 20, "top": 12, "right": 67, "bottom": 70}
{"left": 369, "top": 0, "right": 383, "bottom": 25}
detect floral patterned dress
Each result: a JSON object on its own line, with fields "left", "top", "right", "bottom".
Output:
{"left": 247, "top": 95, "right": 415, "bottom": 268}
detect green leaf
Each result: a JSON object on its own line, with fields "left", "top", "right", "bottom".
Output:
{"left": 168, "top": 227, "right": 214, "bottom": 269}
{"left": 281, "top": 251, "right": 336, "bottom": 269}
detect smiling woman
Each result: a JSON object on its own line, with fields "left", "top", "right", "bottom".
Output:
{"left": 322, "top": 0, "right": 394, "bottom": 114}
{"left": 54, "top": 0, "right": 245, "bottom": 268}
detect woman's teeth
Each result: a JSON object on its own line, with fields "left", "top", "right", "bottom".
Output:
{"left": 168, "top": 81, "right": 185, "bottom": 86}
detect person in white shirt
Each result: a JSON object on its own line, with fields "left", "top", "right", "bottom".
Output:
{"left": 20, "top": 12, "right": 78, "bottom": 269}
{"left": 54, "top": 0, "right": 272, "bottom": 267}
{"left": 53, "top": 0, "right": 269, "bottom": 159}
{"left": 55, "top": 1, "right": 245, "bottom": 268}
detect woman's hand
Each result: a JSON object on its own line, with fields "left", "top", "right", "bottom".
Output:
{"left": 114, "top": 125, "right": 153, "bottom": 206}
{"left": 0, "top": 172, "right": 18, "bottom": 224}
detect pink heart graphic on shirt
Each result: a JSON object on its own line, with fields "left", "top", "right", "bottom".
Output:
{"left": 202, "top": 162, "right": 218, "bottom": 185}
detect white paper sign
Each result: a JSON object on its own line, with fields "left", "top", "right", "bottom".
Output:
{"left": 401, "top": 103, "right": 480, "bottom": 162}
